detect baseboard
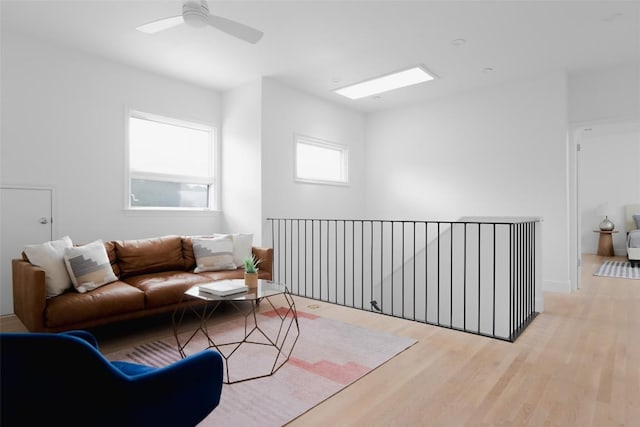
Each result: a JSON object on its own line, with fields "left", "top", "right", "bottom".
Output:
{"left": 535, "top": 296, "right": 544, "bottom": 313}
{"left": 543, "top": 280, "right": 571, "bottom": 294}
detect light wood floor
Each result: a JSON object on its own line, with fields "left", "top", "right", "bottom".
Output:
{"left": 2, "top": 254, "right": 639, "bottom": 426}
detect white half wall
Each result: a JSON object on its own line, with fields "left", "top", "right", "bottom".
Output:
{"left": 0, "top": 31, "right": 224, "bottom": 243}
{"left": 261, "top": 78, "right": 367, "bottom": 245}
{"left": 364, "top": 72, "right": 570, "bottom": 292}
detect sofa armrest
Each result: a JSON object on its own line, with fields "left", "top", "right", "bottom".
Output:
{"left": 251, "top": 247, "right": 273, "bottom": 280}
{"left": 12, "top": 259, "right": 47, "bottom": 332}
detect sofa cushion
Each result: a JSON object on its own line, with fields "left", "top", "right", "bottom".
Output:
{"left": 115, "top": 236, "right": 184, "bottom": 278}
{"left": 23, "top": 236, "right": 74, "bottom": 298}
{"left": 104, "top": 241, "right": 120, "bottom": 277}
{"left": 45, "top": 281, "right": 145, "bottom": 328}
{"left": 192, "top": 236, "right": 237, "bottom": 273}
{"left": 182, "top": 236, "right": 214, "bottom": 271}
{"left": 214, "top": 233, "right": 253, "bottom": 268}
{"left": 124, "top": 271, "right": 211, "bottom": 308}
{"left": 182, "top": 237, "right": 197, "bottom": 271}
{"left": 64, "top": 240, "right": 118, "bottom": 293}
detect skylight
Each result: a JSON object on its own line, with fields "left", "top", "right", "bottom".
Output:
{"left": 334, "top": 66, "right": 435, "bottom": 100}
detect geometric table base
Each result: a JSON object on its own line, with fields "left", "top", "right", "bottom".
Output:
{"left": 172, "top": 282, "right": 299, "bottom": 384}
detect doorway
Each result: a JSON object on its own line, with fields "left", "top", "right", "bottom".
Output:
{"left": 0, "top": 187, "right": 53, "bottom": 315}
{"left": 572, "top": 119, "right": 640, "bottom": 290}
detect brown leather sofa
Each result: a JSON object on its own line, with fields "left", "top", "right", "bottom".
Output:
{"left": 12, "top": 235, "right": 273, "bottom": 332}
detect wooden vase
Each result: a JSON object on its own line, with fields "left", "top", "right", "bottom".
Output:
{"left": 244, "top": 272, "right": 258, "bottom": 288}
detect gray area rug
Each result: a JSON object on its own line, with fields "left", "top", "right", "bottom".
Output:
{"left": 594, "top": 261, "right": 640, "bottom": 280}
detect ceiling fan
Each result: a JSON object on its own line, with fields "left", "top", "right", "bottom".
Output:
{"left": 136, "top": 0, "right": 263, "bottom": 44}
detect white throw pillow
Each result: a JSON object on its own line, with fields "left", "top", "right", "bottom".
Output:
{"left": 23, "top": 236, "right": 74, "bottom": 297}
{"left": 192, "top": 236, "right": 237, "bottom": 273}
{"left": 214, "top": 233, "right": 254, "bottom": 268}
{"left": 64, "top": 239, "right": 118, "bottom": 293}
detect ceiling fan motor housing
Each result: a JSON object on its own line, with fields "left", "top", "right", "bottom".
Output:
{"left": 183, "top": 0, "right": 209, "bottom": 28}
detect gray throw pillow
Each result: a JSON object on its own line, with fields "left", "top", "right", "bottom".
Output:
{"left": 634, "top": 214, "right": 640, "bottom": 229}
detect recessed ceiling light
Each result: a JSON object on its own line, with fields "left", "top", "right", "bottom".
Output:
{"left": 334, "top": 66, "right": 436, "bottom": 100}
{"left": 483, "top": 67, "right": 494, "bottom": 73}
{"left": 451, "top": 38, "right": 466, "bottom": 46}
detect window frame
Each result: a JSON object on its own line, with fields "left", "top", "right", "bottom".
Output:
{"left": 125, "top": 109, "right": 219, "bottom": 212}
{"left": 294, "top": 134, "right": 349, "bottom": 186}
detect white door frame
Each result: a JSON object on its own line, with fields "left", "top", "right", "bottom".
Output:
{"left": 568, "top": 116, "right": 640, "bottom": 291}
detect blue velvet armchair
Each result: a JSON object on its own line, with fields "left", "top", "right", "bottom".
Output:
{"left": 1, "top": 330, "right": 224, "bottom": 427}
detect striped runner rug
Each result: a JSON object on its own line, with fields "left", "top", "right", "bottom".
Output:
{"left": 594, "top": 260, "right": 640, "bottom": 280}
{"left": 106, "top": 307, "right": 416, "bottom": 427}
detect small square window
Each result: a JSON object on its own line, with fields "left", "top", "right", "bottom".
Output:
{"left": 295, "top": 135, "right": 348, "bottom": 185}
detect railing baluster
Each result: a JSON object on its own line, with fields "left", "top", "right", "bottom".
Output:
{"left": 413, "top": 222, "right": 416, "bottom": 321}
{"left": 402, "top": 222, "right": 405, "bottom": 318}
{"left": 284, "top": 219, "right": 287, "bottom": 288}
{"left": 336, "top": 220, "right": 339, "bottom": 304}
{"left": 450, "top": 223, "right": 453, "bottom": 328}
{"left": 478, "top": 223, "right": 481, "bottom": 334}
{"left": 437, "top": 222, "right": 440, "bottom": 325}
{"left": 304, "top": 220, "right": 307, "bottom": 297}
{"left": 493, "top": 224, "right": 496, "bottom": 338}
{"left": 312, "top": 220, "right": 315, "bottom": 300}
{"left": 380, "top": 222, "right": 384, "bottom": 313}
{"left": 343, "top": 220, "right": 346, "bottom": 307}
{"left": 370, "top": 221, "right": 373, "bottom": 312}
{"left": 425, "top": 222, "right": 428, "bottom": 324}
{"left": 391, "top": 222, "right": 394, "bottom": 316}
{"left": 463, "top": 223, "right": 467, "bottom": 332}
{"left": 510, "top": 224, "right": 514, "bottom": 341}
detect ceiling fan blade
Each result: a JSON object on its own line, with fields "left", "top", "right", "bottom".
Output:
{"left": 206, "top": 14, "right": 264, "bottom": 44}
{"left": 136, "top": 15, "right": 184, "bottom": 34}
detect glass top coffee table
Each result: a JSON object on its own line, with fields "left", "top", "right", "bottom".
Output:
{"left": 172, "top": 279, "right": 299, "bottom": 384}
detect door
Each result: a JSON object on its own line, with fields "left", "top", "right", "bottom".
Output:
{"left": 0, "top": 187, "right": 53, "bottom": 315}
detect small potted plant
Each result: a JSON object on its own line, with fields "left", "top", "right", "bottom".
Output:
{"left": 243, "top": 254, "right": 261, "bottom": 288}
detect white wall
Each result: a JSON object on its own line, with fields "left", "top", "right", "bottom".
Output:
{"left": 365, "top": 73, "right": 570, "bottom": 292}
{"left": 221, "top": 81, "right": 263, "bottom": 244}
{"left": 568, "top": 62, "right": 640, "bottom": 124}
{"left": 261, "top": 78, "right": 367, "bottom": 245}
{"left": 0, "top": 31, "right": 224, "bottom": 244}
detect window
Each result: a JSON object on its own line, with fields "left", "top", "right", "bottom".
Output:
{"left": 295, "top": 135, "right": 348, "bottom": 185}
{"left": 127, "top": 111, "right": 217, "bottom": 210}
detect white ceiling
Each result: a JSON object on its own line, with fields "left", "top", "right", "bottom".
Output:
{"left": 2, "top": 0, "right": 639, "bottom": 112}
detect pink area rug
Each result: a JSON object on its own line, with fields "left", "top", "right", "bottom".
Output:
{"left": 106, "top": 308, "right": 416, "bottom": 426}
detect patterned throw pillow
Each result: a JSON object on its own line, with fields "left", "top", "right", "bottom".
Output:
{"left": 64, "top": 240, "right": 117, "bottom": 293}
{"left": 23, "top": 236, "right": 74, "bottom": 297}
{"left": 192, "top": 236, "right": 237, "bottom": 273}
{"left": 214, "top": 233, "right": 254, "bottom": 268}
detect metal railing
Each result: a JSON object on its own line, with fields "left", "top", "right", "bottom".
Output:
{"left": 267, "top": 218, "right": 539, "bottom": 342}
